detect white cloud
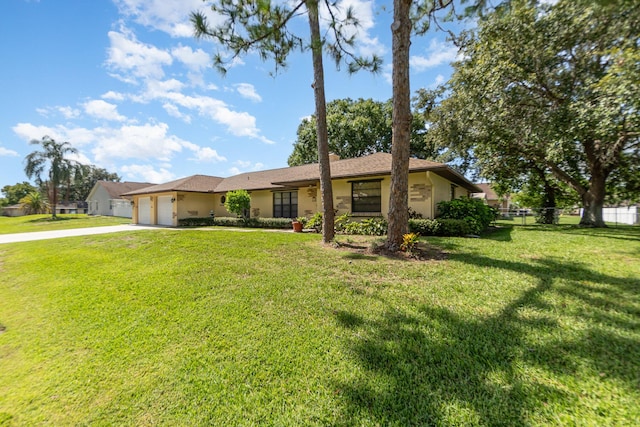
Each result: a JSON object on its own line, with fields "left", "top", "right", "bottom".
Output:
{"left": 0, "top": 146, "right": 19, "bottom": 157}
{"left": 83, "top": 100, "right": 126, "bottom": 122}
{"left": 235, "top": 83, "right": 262, "bottom": 102}
{"left": 120, "top": 163, "right": 175, "bottom": 183}
{"left": 228, "top": 160, "right": 264, "bottom": 175}
{"left": 106, "top": 27, "right": 173, "bottom": 81}
{"left": 35, "top": 106, "right": 81, "bottom": 119}
{"left": 172, "top": 45, "right": 210, "bottom": 71}
{"left": 136, "top": 81, "right": 274, "bottom": 143}
{"left": 162, "top": 103, "right": 191, "bottom": 123}
{"left": 112, "top": 0, "right": 215, "bottom": 38}
{"left": 410, "top": 38, "right": 459, "bottom": 72}
{"left": 91, "top": 123, "right": 185, "bottom": 163}
{"left": 58, "top": 106, "right": 82, "bottom": 119}
{"left": 102, "top": 91, "right": 126, "bottom": 101}
{"left": 181, "top": 140, "right": 226, "bottom": 163}
{"left": 13, "top": 123, "right": 64, "bottom": 142}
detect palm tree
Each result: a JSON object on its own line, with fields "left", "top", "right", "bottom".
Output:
{"left": 24, "top": 136, "right": 78, "bottom": 219}
{"left": 19, "top": 191, "right": 49, "bottom": 215}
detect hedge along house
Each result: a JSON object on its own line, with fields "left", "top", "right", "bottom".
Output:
{"left": 124, "top": 153, "right": 480, "bottom": 226}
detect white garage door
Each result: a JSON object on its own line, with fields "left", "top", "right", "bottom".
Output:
{"left": 138, "top": 197, "right": 151, "bottom": 224}
{"left": 157, "top": 196, "right": 174, "bottom": 226}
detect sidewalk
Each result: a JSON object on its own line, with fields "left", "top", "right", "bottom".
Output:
{"left": 0, "top": 224, "right": 166, "bottom": 244}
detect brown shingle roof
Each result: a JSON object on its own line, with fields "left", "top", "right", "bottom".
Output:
{"left": 122, "top": 153, "right": 480, "bottom": 196}
{"left": 217, "top": 152, "right": 480, "bottom": 192}
{"left": 474, "top": 183, "right": 499, "bottom": 200}
{"left": 123, "top": 175, "right": 224, "bottom": 196}
{"left": 97, "top": 181, "right": 156, "bottom": 199}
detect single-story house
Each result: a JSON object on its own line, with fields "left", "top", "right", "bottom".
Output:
{"left": 472, "top": 183, "right": 511, "bottom": 212}
{"left": 86, "top": 181, "right": 155, "bottom": 218}
{"left": 123, "top": 152, "right": 482, "bottom": 227}
{"left": 1, "top": 204, "right": 28, "bottom": 217}
{"left": 54, "top": 201, "right": 88, "bottom": 215}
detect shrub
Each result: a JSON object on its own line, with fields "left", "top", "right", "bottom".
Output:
{"left": 334, "top": 212, "right": 351, "bottom": 232}
{"left": 409, "top": 219, "right": 441, "bottom": 236}
{"left": 224, "top": 190, "right": 251, "bottom": 220}
{"left": 343, "top": 217, "right": 388, "bottom": 236}
{"left": 178, "top": 217, "right": 215, "bottom": 227}
{"left": 307, "top": 212, "right": 323, "bottom": 232}
{"left": 436, "top": 219, "right": 473, "bottom": 236}
{"left": 437, "top": 197, "right": 496, "bottom": 234}
{"left": 400, "top": 233, "right": 420, "bottom": 253}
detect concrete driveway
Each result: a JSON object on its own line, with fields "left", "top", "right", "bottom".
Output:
{"left": 0, "top": 224, "right": 167, "bottom": 244}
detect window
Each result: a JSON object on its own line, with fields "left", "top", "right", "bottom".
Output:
{"left": 273, "top": 191, "right": 298, "bottom": 218}
{"left": 451, "top": 184, "right": 457, "bottom": 200}
{"left": 352, "top": 180, "right": 382, "bottom": 213}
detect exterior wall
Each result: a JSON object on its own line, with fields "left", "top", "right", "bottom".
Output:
{"left": 248, "top": 190, "right": 273, "bottom": 218}
{"left": 427, "top": 172, "right": 454, "bottom": 217}
{"left": 454, "top": 185, "right": 470, "bottom": 199}
{"left": 298, "top": 185, "right": 319, "bottom": 218}
{"left": 408, "top": 172, "right": 433, "bottom": 218}
{"left": 176, "top": 192, "right": 216, "bottom": 223}
{"left": 87, "top": 185, "right": 112, "bottom": 216}
{"left": 112, "top": 200, "right": 133, "bottom": 218}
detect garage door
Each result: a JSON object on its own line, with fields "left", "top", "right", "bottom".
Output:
{"left": 138, "top": 197, "right": 151, "bottom": 224}
{"left": 157, "top": 196, "right": 173, "bottom": 226}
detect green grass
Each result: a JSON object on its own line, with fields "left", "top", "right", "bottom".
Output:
{"left": 0, "top": 214, "right": 130, "bottom": 234}
{"left": 0, "top": 224, "right": 638, "bottom": 425}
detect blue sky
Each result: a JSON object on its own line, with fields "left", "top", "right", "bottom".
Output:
{"left": 0, "top": 0, "right": 466, "bottom": 189}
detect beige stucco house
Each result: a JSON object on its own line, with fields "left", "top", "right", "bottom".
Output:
{"left": 123, "top": 153, "right": 481, "bottom": 227}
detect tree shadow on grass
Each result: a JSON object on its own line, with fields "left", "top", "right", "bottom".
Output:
{"left": 332, "top": 254, "right": 640, "bottom": 425}
{"left": 481, "top": 225, "right": 514, "bottom": 242}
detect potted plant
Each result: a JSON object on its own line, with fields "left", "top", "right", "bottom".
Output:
{"left": 292, "top": 216, "right": 307, "bottom": 232}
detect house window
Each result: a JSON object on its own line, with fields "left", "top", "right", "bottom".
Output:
{"left": 352, "top": 180, "right": 382, "bottom": 213}
{"left": 273, "top": 191, "right": 298, "bottom": 218}
{"left": 451, "top": 184, "right": 457, "bottom": 200}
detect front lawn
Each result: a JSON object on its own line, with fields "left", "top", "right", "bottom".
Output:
{"left": 0, "top": 214, "right": 130, "bottom": 234}
{"left": 0, "top": 225, "right": 638, "bottom": 425}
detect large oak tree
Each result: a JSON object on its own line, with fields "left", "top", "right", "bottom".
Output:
{"left": 427, "top": 0, "right": 640, "bottom": 227}
{"left": 288, "top": 97, "right": 438, "bottom": 166}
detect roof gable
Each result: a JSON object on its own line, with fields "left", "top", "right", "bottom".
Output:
{"left": 123, "top": 175, "right": 224, "bottom": 196}
{"left": 88, "top": 181, "right": 155, "bottom": 200}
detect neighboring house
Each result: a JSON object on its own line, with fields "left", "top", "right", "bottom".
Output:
{"left": 1, "top": 204, "right": 28, "bottom": 217}
{"left": 124, "top": 153, "right": 481, "bottom": 227}
{"left": 54, "top": 202, "right": 88, "bottom": 215}
{"left": 472, "top": 183, "right": 511, "bottom": 211}
{"left": 87, "top": 181, "right": 155, "bottom": 218}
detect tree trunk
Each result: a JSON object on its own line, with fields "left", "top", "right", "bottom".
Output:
{"left": 307, "top": 0, "right": 335, "bottom": 243}
{"left": 386, "top": 0, "right": 412, "bottom": 251}
{"left": 579, "top": 172, "right": 607, "bottom": 227}
{"left": 51, "top": 183, "right": 58, "bottom": 219}
{"left": 540, "top": 181, "right": 557, "bottom": 224}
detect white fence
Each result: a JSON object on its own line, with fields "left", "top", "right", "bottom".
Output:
{"left": 582, "top": 206, "right": 639, "bottom": 225}
{"left": 499, "top": 207, "right": 639, "bottom": 225}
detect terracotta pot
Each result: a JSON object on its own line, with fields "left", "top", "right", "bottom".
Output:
{"left": 292, "top": 221, "right": 303, "bottom": 232}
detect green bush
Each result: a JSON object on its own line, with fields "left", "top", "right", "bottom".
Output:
{"left": 334, "top": 212, "right": 351, "bottom": 232}
{"left": 178, "top": 217, "right": 216, "bottom": 227}
{"left": 437, "top": 219, "right": 473, "bottom": 236}
{"left": 437, "top": 197, "right": 496, "bottom": 234}
{"left": 214, "top": 217, "right": 292, "bottom": 229}
{"left": 342, "top": 217, "right": 388, "bottom": 236}
{"left": 409, "top": 219, "right": 441, "bottom": 235}
{"left": 307, "top": 212, "right": 323, "bottom": 232}
{"left": 224, "top": 190, "right": 251, "bottom": 220}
